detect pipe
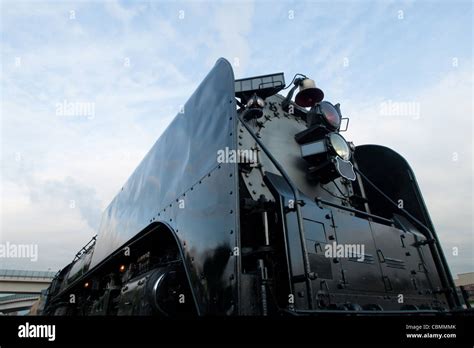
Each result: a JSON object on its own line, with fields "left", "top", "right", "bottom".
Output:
{"left": 354, "top": 167, "right": 460, "bottom": 308}
{"left": 315, "top": 197, "right": 393, "bottom": 224}
{"left": 262, "top": 211, "right": 270, "bottom": 246}
{"left": 238, "top": 109, "right": 314, "bottom": 310}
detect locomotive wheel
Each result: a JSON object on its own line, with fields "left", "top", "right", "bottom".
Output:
{"left": 150, "top": 267, "right": 194, "bottom": 316}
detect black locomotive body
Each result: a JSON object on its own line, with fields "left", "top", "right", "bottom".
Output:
{"left": 41, "top": 58, "right": 463, "bottom": 316}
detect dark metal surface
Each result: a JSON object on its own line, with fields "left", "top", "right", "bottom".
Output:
{"left": 238, "top": 110, "right": 314, "bottom": 309}
{"left": 354, "top": 145, "right": 459, "bottom": 307}
{"left": 87, "top": 58, "right": 239, "bottom": 314}
{"left": 42, "top": 64, "right": 462, "bottom": 316}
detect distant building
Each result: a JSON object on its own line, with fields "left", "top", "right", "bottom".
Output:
{"left": 454, "top": 272, "right": 474, "bottom": 306}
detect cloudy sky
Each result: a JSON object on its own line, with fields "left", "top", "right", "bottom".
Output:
{"left": 0, "top": 0, "right": 472, "bottom": 277}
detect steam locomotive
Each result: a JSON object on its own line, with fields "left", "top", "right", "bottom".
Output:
{"left": 40, "top": 58, "right": 464, "bottom": 316}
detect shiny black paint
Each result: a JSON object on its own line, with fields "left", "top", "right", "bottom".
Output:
{"left": 264, "top": 160, "right": 451, "bottom": 310}
{"left": 43, "top": 61, "right": 461, "bottom": 315}
{"left": 354, "top": 144, "right": 459, "bottom": 307}
{"left": 87, "top": 59, "right": 239, "bottom": 314}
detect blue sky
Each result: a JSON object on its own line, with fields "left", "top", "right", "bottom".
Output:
{"left": 0, "top": 0, "right": 472, "bottom": 277}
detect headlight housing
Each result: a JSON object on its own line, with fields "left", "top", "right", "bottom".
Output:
{"left": 320, "top": 102, "right": 342, "bottom": 129}
{"left": 328, "top": 133, "right": 350, "bottom": 160}
{"left": 300, "top": 132, "right": 351, "bottom": 161}
{"left": 300, "top": 132, "right": 355, "bottom": 182}
{"left": 307, "top": 101, "right": 342, "bottom": 130}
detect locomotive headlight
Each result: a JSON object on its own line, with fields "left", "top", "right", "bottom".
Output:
{"left": 300, "top": 132, "right": 356, "bottom": 182}
{"left": 300, "top": 133, "right": 351, "bottom": 161}
{"left": 328, "top": 133, "right": 350, "bottom": 160}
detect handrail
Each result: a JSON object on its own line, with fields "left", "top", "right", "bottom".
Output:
{"left": 238, "top": 109, "right": 314, "bottom": 309}
{"left": 72, "top": 234, "right": 97, "bottom": 263}
{"left": 354, "top": 167, "right": 461, "bottom": 308}
{"left": 315, "top": 197, "right": 394, "bottom": 224}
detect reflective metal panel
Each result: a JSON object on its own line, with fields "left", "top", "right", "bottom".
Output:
{"left": 90, "top": 59, "right": 238, "bottom": 273}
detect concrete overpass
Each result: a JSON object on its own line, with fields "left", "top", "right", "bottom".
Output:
{"left": 0, "top": 269, "right": 56, "bottom": 314}
{"left": 0, "top": 294, "right": 40, "bottom": 314}
{"left": 0, "top": 269, "right": 56, "bottom": 294}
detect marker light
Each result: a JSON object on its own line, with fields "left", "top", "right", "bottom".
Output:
{"left": 317, "top": 101, "right": 342, "bottom": 130}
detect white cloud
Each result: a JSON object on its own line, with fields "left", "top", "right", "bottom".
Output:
{"left": 205, "top": 1, "right": 255, "bottom": 72}
{"left": 345, "top": 67, "right": 473, "bottom": 274}
{"left": 0, "top": 0, "right": 471, "bottom": 277}
{"left": 104, "top": 0, "right": 143, "bottom": 23}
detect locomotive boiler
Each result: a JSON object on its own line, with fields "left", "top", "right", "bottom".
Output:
{"left": 40, "top": 58, "right": 464, "bottom": 316}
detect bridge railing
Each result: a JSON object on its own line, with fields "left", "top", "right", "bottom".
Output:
{"left": 0, "top": 269, "right": 57, "bottom": 280}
